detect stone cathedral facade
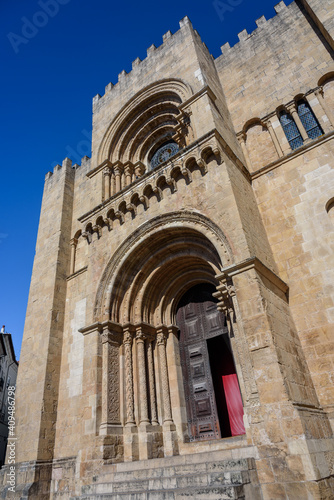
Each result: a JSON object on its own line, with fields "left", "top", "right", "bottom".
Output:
{"left": 2, "top": 0, "right": 334, "bottom": 498}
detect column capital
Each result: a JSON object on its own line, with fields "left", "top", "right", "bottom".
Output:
{"left": 123, "top": 161, "right": 134, "bottom": 173}
{"left": 112, "top": 161, "right": 123, "bottom": 175}
{"left": 156, "top": 325, "right": 168, "bottom": 345}
{"left": 285, "top": 101, "right": 297, "bottom": 114}
{"left": 216, "top": 257, "right": 288, "bottom": 296}
{"left": 103, "top": 166, "right": 112, "bottom": 177}
{"left": 133, "top": 161, "right": 146, "bottom": 178}
{"left": 101, "top": 322, "right": 123, "bottom": 345}
{"left": 263, "top": 118, "right": 273, "bottom": 129}
{"left": 123, "top": 324, "right": 135, "bottom": 345}
{"left": 237, "top": 131, "right": 246, "bottom": 143}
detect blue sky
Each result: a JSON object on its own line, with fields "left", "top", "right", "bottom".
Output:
{"left": 0, "top": 0, "right": 293, "bottom": 359}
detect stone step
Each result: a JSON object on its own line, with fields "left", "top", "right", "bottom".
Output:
{"left": 71, "top": 453, "right": 254, "bottom": 499}
{"left": 72, "top": 483, "right": 245, "bottom": 500}
{"left": 97, "top": 457, "right": 251, "bottom": 483}
{"left": 93, "top": 470, "right": 246, "bottom": 494}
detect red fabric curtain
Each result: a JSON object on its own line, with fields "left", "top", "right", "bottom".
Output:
{"left": 222, "top": 374, "right": 245, "bottom": 436}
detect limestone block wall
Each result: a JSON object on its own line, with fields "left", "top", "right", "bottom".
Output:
{"left": 53, "top": 151, "right": 255, "bottom": 461}
{"left": 215, "top": 1, "right": 334, "bottom": 134}
{"left": 299, "top": 0, "right": 334, "bottom": 50}
{"left": 252, "top": 137, "right": 334, "bottom": 431}
{"left": 15, "top": 159, "right": 74, "bottom": 463}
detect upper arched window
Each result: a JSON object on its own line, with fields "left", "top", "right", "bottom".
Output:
{"left": 150, "top": 140, "right": 179, "bottom": 170}
{"left": 279, "top": 111, "right": 303, "bottom": 150}
{"left": 297, "top": 100, "right": 323, "bottom": 140}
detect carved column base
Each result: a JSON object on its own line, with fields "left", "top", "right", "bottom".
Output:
{"left": 162, "top": 422, "right": 178, "bottom": 457}
{"left": 123, "top": 426, "right": 139, "bottom": 462}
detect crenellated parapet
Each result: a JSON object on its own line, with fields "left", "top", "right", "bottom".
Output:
{"left": 219, "top": 2, "right": 288, "bottom": 56}
{"left": 92, "top": 16, "right": 194, "bottom": 110}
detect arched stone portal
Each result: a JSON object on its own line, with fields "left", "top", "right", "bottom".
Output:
{"left": 90, "top": 213, "right": 247, "bottom": 462}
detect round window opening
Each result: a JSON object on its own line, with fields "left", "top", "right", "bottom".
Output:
{"left": 150, "top": 141, "right": 179, "bottom": 170}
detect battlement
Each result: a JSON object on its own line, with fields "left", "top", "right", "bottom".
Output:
{"left": 219, "top": 1, "right": 289, "bottom": 56}
{"left": 45, "top": 156, "right": 91, "bottom": 182}
{"left": 93, "top": 16, "right": 194, "bottom": 108}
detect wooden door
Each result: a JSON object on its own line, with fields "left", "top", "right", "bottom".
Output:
{"left": 176, "top": 284, "right": 228, "bottom": 441}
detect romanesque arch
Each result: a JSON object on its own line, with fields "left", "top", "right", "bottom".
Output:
{"left": 97, "top": 79, "right": 193, "bottom": 166}
{"left": 94, "top": 211, "right": 234, "bottom": 323}
{"left": 92, "top": 211, "right": 245, "bottom": 456}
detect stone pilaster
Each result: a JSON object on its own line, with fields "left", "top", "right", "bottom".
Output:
{"left": 216, "top": 257, "right": 333, "bottom": 500}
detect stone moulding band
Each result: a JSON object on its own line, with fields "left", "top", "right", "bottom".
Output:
{"left": 216, "top": 256, "right": 289, "bottom": 298}
{"left": 78, "top": 320, "right": 169, "bottom": 337}
{"left": 67, "top": 265, "right": 88, "bottom": 281}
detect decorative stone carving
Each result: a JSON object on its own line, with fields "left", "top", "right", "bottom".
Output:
{"left": 156, "top": 329, "right": 173, "bottom": 424}
{"left": 123, "top": 328, "right": 135, "bottom": 426}
{"left": 101, "top": 326, "right": 122, "bottom": 426}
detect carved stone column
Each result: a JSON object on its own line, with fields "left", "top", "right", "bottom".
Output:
{"left": 134, "top": 161, "right": 145, "bottom": 180}
{"left": 147, "top": 339, "right": 158, "bottom": 425}
{"left": 69, "top": 237, "right": 78, "bottom": 275}
{"left": 156, "top": 328, "right": 173, "bottom": 424}
{"left": 103, "top": 167, "right": 112, "bottom": 200}
{"left": 123, "top": 328, "right": 135, "bottom": 426}
{"left": 237, "top": 132, "right": 253, "bottom": 171}
{"left": 264, "top": 118, "right": 284, "bottom": 158}
{"left": 100, "top": 324, "right": 122, "bottom": 434}
{"left": 124, "top": 162, "right": 133, "bottom": 187}
{"left": 314, "top": 87, "right": 334, "bottom": 130}
{"left": 110, "top": 172, "right": 116, "bottom": 196}
{"left": 135, "top": 328, "right": 149, "bottom": 425}
{"left": 286, "top": 103, "right": 310, "bottom": 143}
{"left": 114, "top": 165, "right": 122, "bottom": 193}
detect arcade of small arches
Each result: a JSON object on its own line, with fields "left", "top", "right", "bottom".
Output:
{"left": 69, "top": 139, "right": 222, "bottom": 276}
{"left": 237, "top": 74, "right": 334, "bottom": 173}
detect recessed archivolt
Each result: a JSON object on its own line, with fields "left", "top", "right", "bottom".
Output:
{"left": 98, "top": 79, "right": 192, "bottom": 165}
{"left": 94, "top": 211, "right": 234, "bottom": 325}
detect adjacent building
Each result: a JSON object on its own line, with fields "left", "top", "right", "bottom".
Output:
{"left": 0, "top": 327, "right": 18, "bottom": 469}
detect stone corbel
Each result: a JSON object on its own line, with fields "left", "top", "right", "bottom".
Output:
{"left": 166, "top": 177, "right": 177, "bottom": 192}
{"left": 153, "top": 186, "right": 163, "bottom": 201}
{"left": 197, "top": 158, "right": 207, "bottom": 174}
{"left": 81, "top": 231, "right": 92, "bottom": 244}
{"left": 103, "top": 217, "right": 112, "bottom": 231}
{"left": 139, "top": 195, "right": 149, "bottom": 209}
{"left": 92, "top": 224, "right": 102, "bottom": 238}
{"left": 114, "top": 211, "right": 125, "bottom": 224}
{"left": 126, "top": 203, "right": 137, "bottom": 217}
{"left": 181, "top": 165, "right": 192, "bottom": 183}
